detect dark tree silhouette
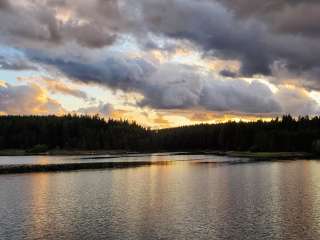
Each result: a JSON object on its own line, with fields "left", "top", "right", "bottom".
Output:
{"left": 0, "top": 115, "right": 150, "bottom": 151}
{"left": 0, "top": 114, "right": 320, "bottom": 152}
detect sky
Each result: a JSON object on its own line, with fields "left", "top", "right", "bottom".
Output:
{"left": 0, "top": 0, "right": 320, "bottom": 128}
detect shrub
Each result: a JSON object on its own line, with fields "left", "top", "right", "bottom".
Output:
{"left": 27, "top": 144, "right": 49, "bottom": 154}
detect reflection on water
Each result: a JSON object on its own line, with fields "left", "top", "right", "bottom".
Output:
{"left": 0, "top": 155, "right": 84, "bottom": 165}
{"left": 1, "top": 159, "right": 320, "bottom": 239}
{"left": 0, "top": 153, "right": 246, "bottom": 166}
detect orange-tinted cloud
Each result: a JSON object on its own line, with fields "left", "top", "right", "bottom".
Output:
{"left": 42, "top": 78, "right": 87, "bottom": 99}
{"left": 18, "top": 76, "right": 88, "bottom": 99}
{"left": 153, "top": 115, "right": 171, "bottom": 128}
{"left": 0, "top": 81, "right": 65, "bottom": 115}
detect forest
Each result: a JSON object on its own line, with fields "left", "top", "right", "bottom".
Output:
{"left": 0, "top": 115, "right": 320, "bottom": 153}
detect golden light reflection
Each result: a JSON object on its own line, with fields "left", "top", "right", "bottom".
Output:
{"left": 305, "top": 161, "right": 320, "bottom": 230}
{"left": 30, "top": 173, "right": 50, "bottom": 238}
{"left": 36, "top": 156, "right": 51, "bottom": 165}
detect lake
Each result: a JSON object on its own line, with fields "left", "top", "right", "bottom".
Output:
{"left": 1, "top": 154, "right": 320, "bottom": 239}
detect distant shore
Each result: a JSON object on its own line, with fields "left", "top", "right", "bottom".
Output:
{"left": 0, "top": 149, "right": 315, "bottom": 159}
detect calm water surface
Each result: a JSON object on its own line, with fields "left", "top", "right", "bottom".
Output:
{"left": 0, "top": 153, "right": 231, "bottom": 165}
{"left": 1, "top": 155, "right": 320, "bottom": 240}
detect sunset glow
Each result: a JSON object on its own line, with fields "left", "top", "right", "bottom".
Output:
{"left": 1, "top": 0, "right": 320, "bottom": 128}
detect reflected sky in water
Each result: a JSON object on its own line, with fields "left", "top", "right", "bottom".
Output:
{"left": 1, "top": 158, "right": 320, "bottom": 239}
{"left": 0, "top": 153, "right": 245, "bottom": 165}
{"left": 0, "top": 153, "right": 236, "bottom": 165}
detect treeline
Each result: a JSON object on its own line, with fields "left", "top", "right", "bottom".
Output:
{"left": 156, "top": 115, "right": 320, "bottom": 152}
{"left": 1, "top": 115, "right": 320, "bottom": 153}
{"left": 0, "top": 115, "right": 150, "bottom": 151}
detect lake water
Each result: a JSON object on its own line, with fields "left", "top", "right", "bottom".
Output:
{"left": 1, "top": 154, "right": 320, "bottom": 239}
{"left": 0, "top": 153, "right": 242, "bottom": 165}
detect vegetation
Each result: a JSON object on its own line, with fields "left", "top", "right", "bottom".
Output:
{"left": 27, "top": 144, "right": 49, "bottom": 154}
{"left": 0, "top": 114, "right": 320, "bottom": 154}
{"left": 0, "top": 115, "right": 150, "bottom": 152}
{"left": 156, "top": 115, "right": 320, "bottom": 153}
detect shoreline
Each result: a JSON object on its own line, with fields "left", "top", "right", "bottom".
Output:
{"left": 0, "top": 155, "right": 317, "bottom": 175}
{"left": 0, "top": 149, "right": 315, "bottom": 159}
{"left": 0, "top": 151, "right": 317, "bottom": 175}
{"left": 0, "top": 161, "right": 175, "bottom": 174}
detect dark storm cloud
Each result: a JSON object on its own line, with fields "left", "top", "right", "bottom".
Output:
{"left": 219, "top": 69, "right": 238, "bottom": 78}
{"left": 0, "top": 3, "right": 61, "bottom": 45}
{"left": 0, "top": 0, "right": 320, "bottom": 115}
{"left": 143, "top": 64, "right": 285, "bottom": 114}
{"left": 30, "top": 54, "right": 156, "bottom": 91}
{"left": 139, "top": 0, "right": 320, "bottom": 77}
{"left": 272, "top": 3, "right": 320, "bottom": 37}
{"left": 0, "top": 0, "right": 121, "bottom": 49}
{"left": 0, "top": 0, "right": 11, "bottom": 10}
{"left": 136, "top": 0, "right": 270, "bottom": 75}
{"left": 31, "top": 52, "right": 288, "bottom": 114}
{"left": 1, "top": 0, "right": 320, "bottom": 79}
{"left": 138, "top": 64, "right": 282, "bottom": 113}
{"left": 217, "top": 0, "right": 320, "bottom": 37}
{"left": 20, "top": 45, "right": 320, "bottom": 115}
{"left": 216, "top": 0, "right": 311, "bottom": 15}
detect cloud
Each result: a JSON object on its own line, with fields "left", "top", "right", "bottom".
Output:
{"left": 76, "top": 103, "right": 113, "bottom": 116}
{"left": 0, "top": 56, "right": 36, "bottom": 71}
{"left": 30, "top": 53, "right": 156, "bottom": 91}
{"left": 0, "top": 82, "right": 65, "bottom": 115}
{"left": 153, "top": 115, "right": 171, "bottom": 128}
{"left": 1, "top": 0, "right": 320, "bottom": 80}
{"left": 275, "top": 86, "right": 320, "bottom": 115}
{"left": 39, "top": 77, "right": 88, "bottom": 99}
{"left": 31, "top": 50, "right": 290, "bottom": 114}
{"left": 16, "top": 36, "right": 320, "bottom": 118}
{"left": 271, "top": 3, "right": 320, "bottom": 37}
{"left": 17, "top": 76, "right": 89, "bottom": 99}
{"left": 139, "top": 63, "right": 282, "bottom": 113}
{"left": 180, "top": 110, "right": 274, "bottom": 123}
{"left": 0, "top": 0, "right": 11, "bottom": 10}
{"left": 1, "top": 0, "right": 320, "bottom": 119}
{"left": 0, "top": 0, "right": 122, "bottom": 49}
{"left": 217, "top": 0, "right": 320, "bottom": 37}
{"left": 139, "top": 0, "right": 320, "bottom": 77}
{"left": 219, "top": 69, "right": 238, "bottom": 78}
